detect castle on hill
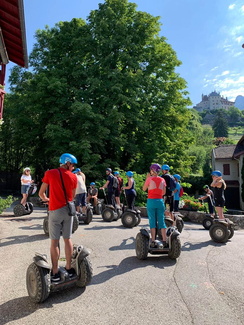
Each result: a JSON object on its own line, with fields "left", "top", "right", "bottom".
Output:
{"left": 193, "top": 91, "right": 234, "bottom": 112}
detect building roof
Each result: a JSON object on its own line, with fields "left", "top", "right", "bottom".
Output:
{"left": 0, "top": 0, "right": 28, "bottom": 68}
{"left": 212, "top": 145, "right": 236, "bottom": 159}
{"left": 233, "top": 135, "right": 244, "bottom": 159}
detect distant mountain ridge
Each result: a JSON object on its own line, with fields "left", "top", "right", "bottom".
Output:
{"left": 235, "top": 95, "right": 244, "bottom": 110}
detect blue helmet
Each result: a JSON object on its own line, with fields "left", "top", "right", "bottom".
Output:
{"left": 162, "top": 164, "right": 170, "bottom": 171}
{"left": 114, "top": 171, "right": 119, "bottom": 175}
{"left": 173, "top": 174, "right": 181, "bottom": 180}
{"left": 59, "top": 153, "right": 77, "bottom": 164}
{"left": 90, "top": 182, "right": 95, "bottom": 186}
{"left": 212, "top": 170, "right": 222, "bottom": 177}
{"left": 126, "top": 171, "right": 134, "bottom": 177}
{"left": 72, "top": 168, "right": 81, "bottom": 174}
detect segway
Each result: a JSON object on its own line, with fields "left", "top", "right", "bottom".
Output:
{"left": 77, "top": 203, "right": 93, "bottom": 224}
{"left": 26, "top": 244, "right": 93, "bottom": 303}
{"left": 164, "top": 213, "right": 184, "bottom": 233}
{"left": 209, "top": 218, "right": 235, "bottom": 243}
{"left": 135, "top": 226, "right": 181, "bottom": 260}
{"left": 101, "top": 188, "right": 122, "bottom": 222}
{"left": 199, "top": 199, "right": 218, "bottom": 230}
{"left": 13, "top": 183, "right": 37, "bottom": 217}
{"left": 92, "top": 199, "right": 103, "bottom": 215}
{"left": 43, "top": 210, "right": 79, "bottom": 236}
{"left": 120, "top": 191, "right": 141, "bottom": 228}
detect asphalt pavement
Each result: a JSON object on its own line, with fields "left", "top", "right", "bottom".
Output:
{"left": 0, "top": 207, "right": 244, "bottom": 325}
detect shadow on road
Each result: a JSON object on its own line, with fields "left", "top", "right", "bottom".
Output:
{"left": 0, "top": 234, "right": 47, "bottom": 247}
{"left": 181, "top": 240, "right": 225, "bottom": 251}
{"left": 91, "top": 255, "right": 176, "bottom": 285}
{"left": 109, "top": 236, "right": 135, "bottom": 251}
{"left": 0, "top": 287, "right": 86, "bottom": 325}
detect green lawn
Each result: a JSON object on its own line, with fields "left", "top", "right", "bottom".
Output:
{"left": 228, "top": 126, "right": 244, "bottom": 143}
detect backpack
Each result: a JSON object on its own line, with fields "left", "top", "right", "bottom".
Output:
{"left": 112, "top": 176, "right": 119, "bottom": 189}
{"left": 179, "top": 186, "right": 184, "bottom": 197}
{"left": 168, "top": 175, "right": 177, "bottom": 191}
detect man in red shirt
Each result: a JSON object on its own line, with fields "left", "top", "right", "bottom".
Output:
{"left": 39, "top": 153, "right": 78, "bottom": 282}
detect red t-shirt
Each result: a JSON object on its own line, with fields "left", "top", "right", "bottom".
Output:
{"left": 42, "top": 168, "right": 77, "bottom": 211}
{"left": 144, "top": 176, "right": 166, "bottom": 199}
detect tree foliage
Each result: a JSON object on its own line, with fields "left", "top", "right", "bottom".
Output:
{"left": 0, "top": 0, "right": 193, "bottom": 179}
{"left": 212, "top": 110, "right": 228, "bottom": 137}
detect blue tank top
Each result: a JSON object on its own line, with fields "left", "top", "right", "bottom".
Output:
{"left": 125, "top": 179, "right": 136, "bottom": 195}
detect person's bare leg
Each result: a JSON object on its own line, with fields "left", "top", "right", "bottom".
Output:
{"left": 215, "top": 207, "right": 224, "bottom": 219}
{"left": 150, "top": 228, "right": 156, "bottom": 242}
{"left": 21, "top": 193, "right": 27, "bottom": 205}
{"left": 64, "top": 238, "right": 73, "bottom": 270}
{"left": 50, "top": 239, "right": 60, "bottom": 274}
{"left": 160, "top": 228, "right": 167, "bottom": 242}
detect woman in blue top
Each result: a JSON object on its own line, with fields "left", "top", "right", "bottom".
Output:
{"left": 173, "top": 174, "right": 181, "bottom": 212}
{"left": 122, "top": 171, "right": 136, "bottom": 210}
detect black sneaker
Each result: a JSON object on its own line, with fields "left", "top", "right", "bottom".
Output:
{"left": 51, "top": 272, "right": 60, "bottom": 282}
{"left": 65, "top": 268, "right": 76, "bottom": 278}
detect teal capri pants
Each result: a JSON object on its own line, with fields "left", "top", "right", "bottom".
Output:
{"left": 147, "top": 198, "right": 166, "bottom": 229}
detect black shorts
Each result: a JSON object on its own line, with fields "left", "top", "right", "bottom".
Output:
{"left": 214, "top": 198, "right": 225, "bottom": 208}
{"left": 114, "top": 189, "right": 121, "bottom": 197}
{"left": 164, "top": 195, "right": 174, "bottom": 212}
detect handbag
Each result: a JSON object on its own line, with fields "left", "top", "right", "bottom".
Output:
{"left": 58, "top": 168, "right": 76, "bottom": 216}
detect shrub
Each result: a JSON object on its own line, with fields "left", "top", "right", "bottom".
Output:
{"left": 0, "top": 196, "right": 14, "bottom": 214}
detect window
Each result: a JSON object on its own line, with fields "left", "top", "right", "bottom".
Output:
{"left": 223, "top": 164, "right": 230, "bottom": 175}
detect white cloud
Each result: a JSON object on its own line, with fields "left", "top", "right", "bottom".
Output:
{"left": 235, "top": 36, "right": 244, "bottom": 43}
{"left": 210, "top": 66, "right": 218, "bottom": 72}
{"left": 221, "top": 70, "right": 229, "bottom": 76}
{"left": 228, "top": 4, "right": 236, "bottom": 10}
{"left": 241, "top": 5, "right": 244, "bottom": 12}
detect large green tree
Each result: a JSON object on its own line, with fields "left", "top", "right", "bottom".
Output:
{"left": 0, "top": 0, "right": 193, "bottom": 178}
{"left": 212, "top": 110, "right": 229, "bottom": 137}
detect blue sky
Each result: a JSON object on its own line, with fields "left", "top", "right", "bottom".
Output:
{"left": 6, "top": 0, "right": 244, "bottom": 106}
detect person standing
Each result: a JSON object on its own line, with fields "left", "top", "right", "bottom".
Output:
{"left": 173, "top": 174, "right": 181, "bottom": 213}
{"left": 39, "top": 153, "right": 78, "bottom": 282}
{"left": 114, "top": 171, "right": 123, "bottom": 207}
{"left": 210, "top": 170, "right": 226, "bottom": 220}
{"left": 199, "top": 185, "right": 215, "bottom": 217}
{"left": 73, "top": 168, "right": 87, "bottom": 215}
{"left": 20, "top": 167, "right": 34, "bottom": 206}
{"left": 161, "top": 164, "right": 176, "bottom": 221}
{"left": 100, "top": 168, "right": 115, "bottom": 206}
{"left": 122, "top": 171, "right": 136, "bottom": 210}
{"left": 143, "top": 164, "right": 167, "bottom": 247}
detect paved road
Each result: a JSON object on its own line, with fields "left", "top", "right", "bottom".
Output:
{"left": 0, "top": 207, "right": 244, "bottom": 325}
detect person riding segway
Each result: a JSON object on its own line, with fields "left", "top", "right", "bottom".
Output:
{"left": 120, "top": 171, "right": 141, "bottom": 228}
{"left": 100, "top": 168, "right": 122, "bottom": 222}
{"left": 199, "top": 185, "right": 217, "bottom": 230}
{"left": 208, "top": 170, "right": 234, "bottom": 243}
{"left": 87, "top": 182, "right": 102, "bottom": 215}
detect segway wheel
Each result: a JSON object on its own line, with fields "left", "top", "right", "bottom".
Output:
{"left": 102, "top": 208, "right": 115, "bottom": 222}
{"left": 25, "top": 202, "right": 34, "bottom": 215}
{"left": 26, "top": 262, "right": 50, "bottom": 303}
{"left": 209, "top": 223, "right": 229, "bottom": 243}
{"left": 76, "top": 257, "right": 93, "bottom": 288}
{"left": 136, "top": 232, "right": 149, "bottom": 260}
{"left": 228, "top": 225, "right": 234, "bottom": 239}
{"left": 121, "top": 212, "right": 137, "bottom": 228}
{"left": 135, "top": 214, "right": 141, "bottom": 226}
{"left": 84, "top": 209, "right": 93, "bottom": 225}
{"left": 95, "top": 203, "right": 102, "bottom": 215}
{"left": 202, "top": 217, "right": 213, "bottom": 230}
{"left": 168, "top": 237, "right": 181, "bottom": 260}
{"left": 176, "top": 218, "right": 184, "bottom": 233}
{"left": 72, "top": 215, "right": 79, "bottom": 233}
{"left": 165, "top": 218, "right": 173, "bottom": 228}
{"left": 43, "top": 217, "right": 49, "bottom": 236}
{"left": 13, "top": 204, "right": 25, "bottom": 217}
